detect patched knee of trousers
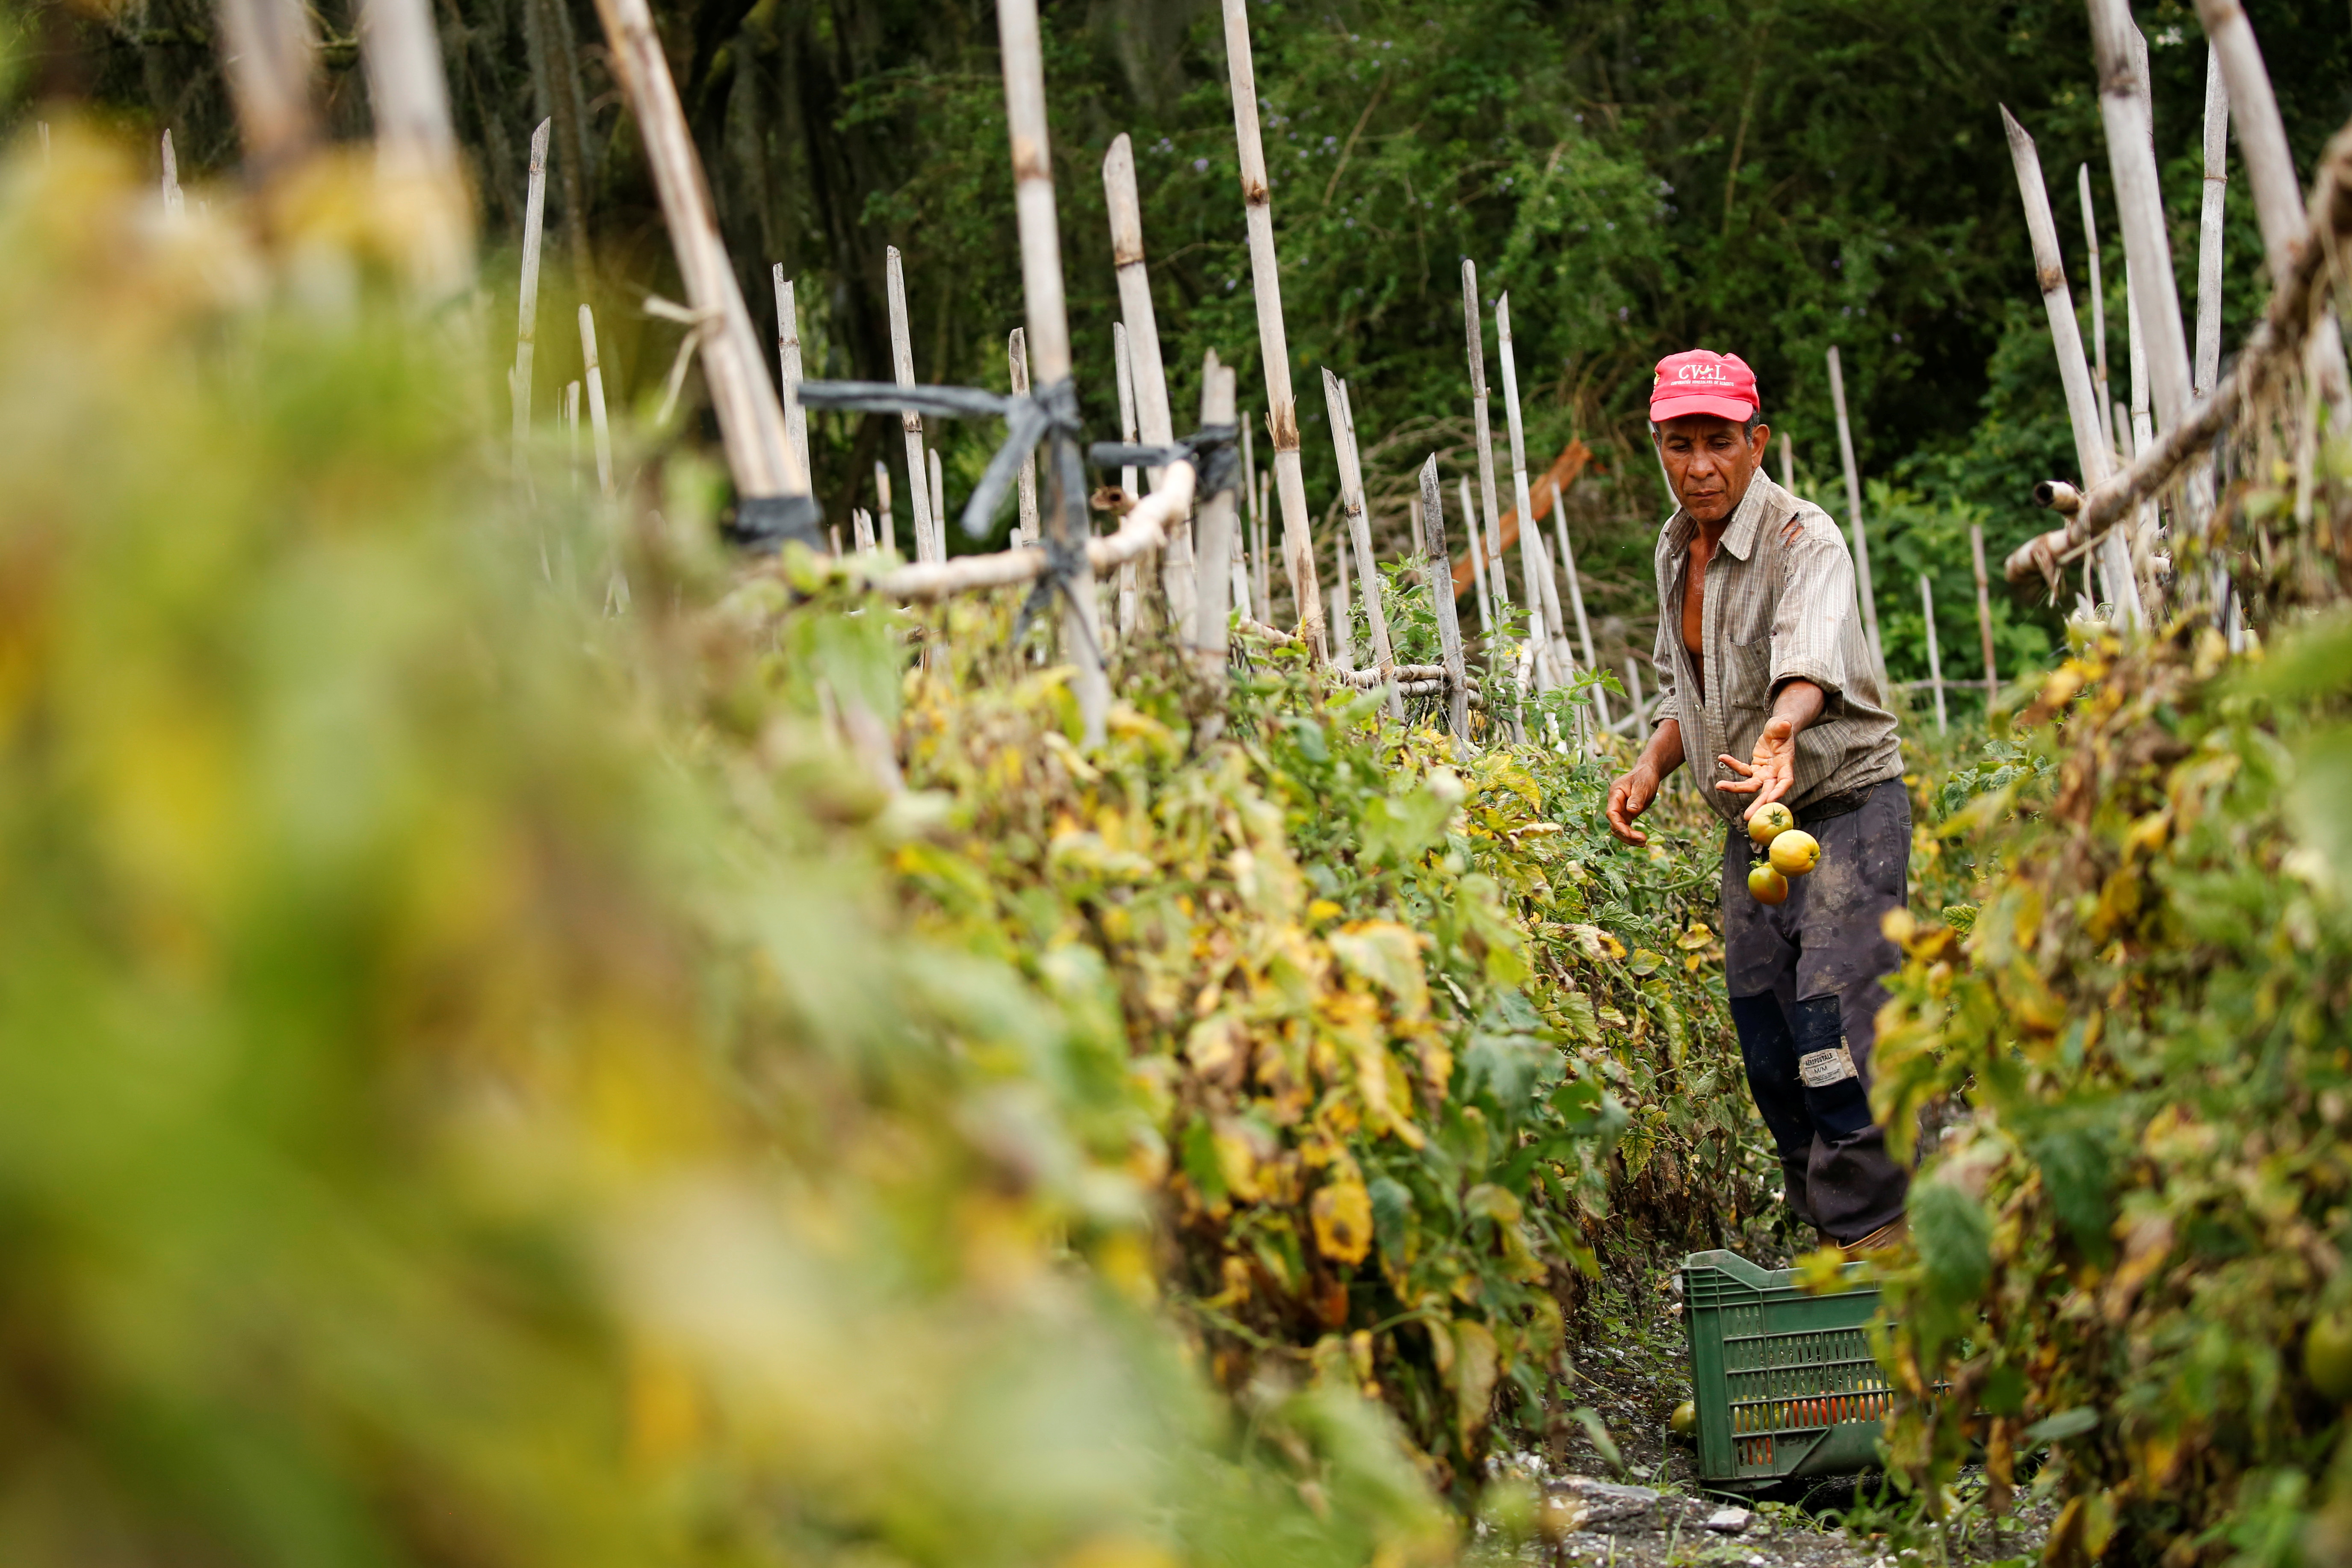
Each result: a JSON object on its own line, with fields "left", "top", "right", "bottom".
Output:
{"left": 1791, "top": 992, "right": 1874, "bottom": 1140}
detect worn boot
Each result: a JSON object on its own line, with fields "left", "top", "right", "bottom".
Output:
{"left": 1842, "top": 1213, "right": 1909, "bottom": 1259}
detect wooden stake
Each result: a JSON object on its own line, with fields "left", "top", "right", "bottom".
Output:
{"left": 1103, "top": 132, "right": 1195, "bottom": 628}
{"left": 2089, "top": 2, "right": 2195, "bottom": 438}
{"left": 1008, "top": 329, "right": 1039, "bottom": 545}
{"left": 1324, "top": 370, "right": 1404, "bottom": 718}
{"left": 1257, "top": 469, "right": 1274, "bottom": 623}
{"left": 2001, "top": 109, "right": 2117, "bottom": 497}
{"left": 853, "top": 508, "right": 874, "bottom": 554}
{"left": 160, "top": 130, "right": 184, "bottom": 218}
{"left": 1824, "top": 346, "right": 1888, "bottom": 683}
{"left": 1468, "top": 503, "right": 1493, "bottom": 636}
{"left": 1241, "top": 420, "right": 1261, "bottom": 617}
{"left": 929, "top": 446, "right": 947, "bottom": 555}
{"left": 1222, "top": 0, "right": 1323, "bottom": 659}
{"left": 774, "top": 268, "right": 812, "bottom": 486}
{"left": 216, "top": 0, "right": 319, "bottom": 174}
{"left": 1498, "top": 294, "right": 1597, "bottom": 719}
{"left": 2078, "top": 165, "right": 2117, "bottom": 458}
{"left": 1969, "top": 522, "right": 1997, "bottom": 700}
{"left": 2195, "top": 49, "right": 2230, "bottom": 396}
{"left": 1462, "top": 262, "right": 1514, "bottom": 618}
{"left": 997, "top": 0, "right": 1108, "bottom": 743}
{"left": 1623, "top": 657, "right": 1647, "bottom": 732}
{"left": 1330, "top": 548, "right": 1353, "bottom": 673}
{"left": 1418, "top": 456, "right": 1471, "bottom": 743}
{"left": 591, "top": 0, "right": 803, "bottom": 508}
{"left": 885, "top": 246, "right": 935, "bottom": 564}
{"left": 360, "top": 0, "right": 472, "bottom": 294}
{"left": 1193, "top": 352, "right": 1239, "bottom": 680}
{"left": 2193, "top": 0, "right": 2306, "bottom": 286}
{"left": 1919, "top": 573, "right": 1947, "bottom": 733}
{"left": 1114, "top": 322, "right": 1141, "bottom": 638}
{"left": 513, "top": 117, "right": 552, "bottom": 467}
{"left": 1779, "top": 431, "right": 1794, "bottom": 493}
{"left": 565, "top": 379, "right": 581, "bottom": 487}
{"left": 875, "top": 461, "right": 895, "bottom": 557}
{"left": 1460, "top": 478, "right": 1497, "bottom": 639}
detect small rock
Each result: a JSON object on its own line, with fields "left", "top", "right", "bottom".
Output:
{"left": 1541, "top": 1476, "right": 1661, "bottom": 1530}
{"left": 1703, "top": 1506, "right": 1754, "bottom": 1534}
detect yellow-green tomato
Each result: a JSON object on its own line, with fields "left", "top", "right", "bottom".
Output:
{"left": 1670, "top": 1400, "right": 1699, "bottom": 1438}
{"left": 1747, "top": 802, "right": 1796, "bottom": 846}
{"left": 1747, "top": 863, "right": 1790, "bottom": 905}
{"left": 2308, "top": 1312, "right": 2352, "bottom": 1402}
{"left": 1769, "top": 829, "right": 1822, "bottom": 877}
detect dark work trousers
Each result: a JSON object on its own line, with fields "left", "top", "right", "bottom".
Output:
{"left": 1718, "top": 777, "right": 1912, "bottom": 1244}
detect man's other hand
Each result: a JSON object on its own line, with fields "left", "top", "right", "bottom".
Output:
{"left": 1717, "top": 715, "right": 1798, "bottom": 817}
{"left": 1606, "top": 764, "right": 1661, "bottom": 845}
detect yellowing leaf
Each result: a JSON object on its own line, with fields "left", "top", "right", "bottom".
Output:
{"left": 1310, "top": 1178, "right": 1374, "bottom": 1265}
{"left": 1328, "top": 921, "right": 1430, "bottom": 1013}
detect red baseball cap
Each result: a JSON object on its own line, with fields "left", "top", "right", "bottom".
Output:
{"left": 1650, "top": 349, "right": 1760, "bottom": 423}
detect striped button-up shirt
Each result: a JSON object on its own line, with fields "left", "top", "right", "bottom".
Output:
{"left": 1649, "top": 471, "right": 1901, "bottom": 828}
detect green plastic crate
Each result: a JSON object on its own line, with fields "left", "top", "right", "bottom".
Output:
{"left": 1680, "top": 1249, "right": 1892, "bottom": 1489}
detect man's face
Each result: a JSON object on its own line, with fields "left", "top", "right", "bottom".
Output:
{"left": 1656, "top": 414, "right": 1770, "bottom": 527}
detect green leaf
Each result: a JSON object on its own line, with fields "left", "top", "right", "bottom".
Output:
{"left": 2021, "top": 1408, "right": 2099, "bottom": 1445}
{"left": 1912, "top": 1179, "right": 1992, "bottom": 1302}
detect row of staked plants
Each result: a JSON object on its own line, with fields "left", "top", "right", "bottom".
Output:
{"left": 0, "top": 130, "right": 1783, "bottom": 1567}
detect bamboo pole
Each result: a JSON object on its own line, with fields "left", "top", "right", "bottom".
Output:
{"left": 1255, "top": 469, "right": 1273, "bottom": 622}
{"left": 591, "top": 0, "right": 804, "bottom": 513}
{"left": 1778, "top": 431, "right": 1793, "bottom": 492}
{"left": 1458, "top": 478, "right": 1494, "bottom": 637}
{"left": 2089, "top": 2, "right": 2195, "bottom": 439}
{"left": 578, "top": 304, "right": 614, "bottom": 496}
{"left": 513, "top": 117, "right": 552, "bottom": 468}
{"left": 216, "top": 0, "right": 319, "bottom": 174}
{"left": 1462, "top": 263, "right": 1515, "bottom": 626}
{"left": 1009, "top": 330, "right": 1039, "bottom": 545}
{"left": 160, "top": 130, "right": 183, "bottom": 217}
{"left": 1823, "top": 346, "right": 1888, "bottom": 683}
{"left": 1221, "top": 0, "right": 1322, "bottom": 659}
{"left": 1969, "top": 522, "right": 1997, "bottom": 700}
{"left": 1468, "top": 504, "right": 1493, "bottom": 635}
{"left": 2195, "top": 48, "right": 2230, "bottom": 396}
{"left": 997, "top": 0, "right": 1108, "bottom": 743}
{"left": 1194, "top": 352, "right": 1239, "bottom": 680}
{"left": 774, "top": 268, "right": 812, "bottom": 485}
{"left": 360, "top": 0, "right": 470, "bottom": 293}
{"left": 1324, "top": 370, "right": 1404, "bottom": 718}
{"left": 1497, "top": 294, "right": 1596, "bottom": 719}
{"left": 1103, "top": 131, "right": 1196, "bottom": 628}
{"left": 1918, "top": 574, "right": 1947, "bottom": 734}
{"left": 1330, "top": 545, "right": 1353, "bottom": 673}
{"left": 1418, "top": 456, "right": 1471, "bottom": 743}
{"left": 1114, "top": 322, "right": 1141, "bottom": 638}
{"left": 929, "top": 447, "right": 947, "bottom": 554}
{"left": 1241, "top": 421, "right": 1262, "bottom": 618}
{"left": 2193, "top": 0, "right": 2308, "bottom": 284}
{"left": 1624, "top": 657, "right": 1647, "bottom": 732}
{"left": 876, "top": 461, "right": 895, "bottom": 556}
{"left": 2079, "top": 165, "right": 2116, "bottom": 458}
{"left": 565, "top": 380, "right": 581, "bottom": 487}
{"left": 885, "top": 247, "right": 936, "bottom": 564}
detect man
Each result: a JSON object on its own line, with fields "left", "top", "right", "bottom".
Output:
{"left": 1603, "top": 349, "right": 1910, "bottom": 1255}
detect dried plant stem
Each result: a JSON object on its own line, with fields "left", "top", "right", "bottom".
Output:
{"left": 591, "top": 0, "right": 801, "bottom": 504}
{"left": 1009, "top": 330, "right": 1039, "bottom": 545}
{"left": 1222, "top": 0, "right": 1322, "bottom": 659}
{"left": 997, "top": 0, "right": 1107, "bottom": 741}
{"left": 1969, "top": 523, "right": 1997, "bottom": 699}
{"left": 578, "top": 304, "right": 613, "bottom": 496}
{"left": 1104, "top": 132, "right": 1195, "bottom": 629}
{"left": 512, "top": 118, "right": 551, "bottom": 472}
{"left": 1418, "top": 457, "right": 1471, "bottom": 743}
{"left": 1324, "top": 370, "right": 1404, "bottom": 718}
{"left": 160, "top": 130, "right": 183, "bottom": 217}
{"left": 1824, "top": 346, "right": 1888, "bottom": 683}
{"left": 885, "top": 247, "right": 936, "bottom": 564}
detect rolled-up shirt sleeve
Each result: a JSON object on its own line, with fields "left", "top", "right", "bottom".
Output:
{"left": 1770, "top": 517, "right": 1859, "bottom": 705}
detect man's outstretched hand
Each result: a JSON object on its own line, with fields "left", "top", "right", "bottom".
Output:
{"left": 1717, "top": 715, "right": 1798, "bottom": 821}
{"left": 1606, "top": 763, "right": 1661, "bottom": 845}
